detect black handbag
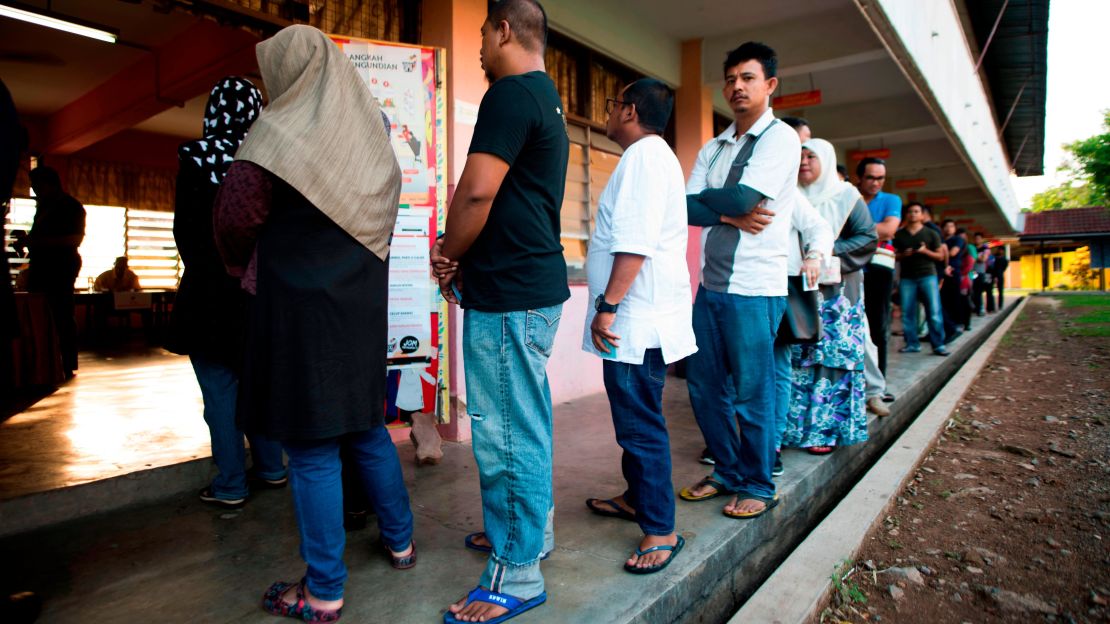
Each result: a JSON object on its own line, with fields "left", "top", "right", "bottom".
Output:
{"left": 778, "top": 234, "right": 822, "bottom": 345}
{"left": 779, "top": 276, "right": 822, "bottom": 344}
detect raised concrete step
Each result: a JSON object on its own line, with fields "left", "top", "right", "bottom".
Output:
{"left": 0, "top": 302, "right": 1020, "bottom": 623}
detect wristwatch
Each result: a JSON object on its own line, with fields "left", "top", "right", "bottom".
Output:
{"left": 594, "top": 294, "right": 620, "bottom": 314}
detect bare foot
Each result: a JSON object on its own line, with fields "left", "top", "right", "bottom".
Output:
{"left": 588, "top": 495, "right": 636, "bottom": 516}
{"left": 469, "top": 533, "right": 492, "bottom": 549}
{"left": 448, "top": 588, "right": 509, "bottom": 622}
{"left": 390, "top": 542, "right": 414, "bottom": 558}
{"left": 626, "top": 533, "right": 678, "bottom": 569}
{"left": 280, "top": 582, "right": 343, "bottom": 612}
{"left": 684, "top": 479, "right": 721, "bottom": 498}
{"left": 723, "top": 496, "right": 767, "bottom": 516}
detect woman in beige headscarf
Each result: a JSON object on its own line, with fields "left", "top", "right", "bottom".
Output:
{"left": 213, "top": 24, "right": 414, "bottom": 621}
{"left": 781, "top": 138, "right": 877, "bottom": 455}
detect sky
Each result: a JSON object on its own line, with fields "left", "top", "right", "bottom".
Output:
{"left": 1010, "top": 0, "right": 1110, "bottom": 208}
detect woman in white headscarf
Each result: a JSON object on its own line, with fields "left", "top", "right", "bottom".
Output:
{"left": 213, "top": 25, "right": 414, "bottom": 621}
{"left": 782, "top": 138, "right": 877, "bottom": 454}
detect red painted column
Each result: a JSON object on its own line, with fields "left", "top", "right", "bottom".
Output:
{"left": 675, "top": 39, "right": 714, "bottom": 298}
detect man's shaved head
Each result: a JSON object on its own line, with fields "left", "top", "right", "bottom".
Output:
{"left": 487, "top": 0, "right": 548, "bottom": 53}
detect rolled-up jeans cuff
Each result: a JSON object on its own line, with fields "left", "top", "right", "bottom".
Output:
{"left": 480, "top": 556, "right": 544, "bottom": 600}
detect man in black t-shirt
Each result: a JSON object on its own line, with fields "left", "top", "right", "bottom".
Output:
{"left": 893, "top": 202, "right": 948, "bottom": 355}
{"left": 27, "top": 167, "right": 85, "bottom": 378}
{"left": 431, "top": 1, "right": 568, "bottom": 621}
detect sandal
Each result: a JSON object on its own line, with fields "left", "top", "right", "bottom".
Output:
{"left": 585, "top": 498, "right": 636, "bottom": 522}
{"left": 443, "top": 587, "right": 547, "bottom": 624}
{"left": 624, "top": 535, "right": 685, "bottom": 575}
{"left": 463, "top": 532, "right": 550, "bottom": 560}
{"left": 679, "top": 476, "right": 732, "bottom": 502}
{"left": 385, "top": 541, "right": 417, "bottom": 570}
{"left": 722, "top": 492, "right": 780, "bottom": 519}
{"left": 807, "top": 446, "right": 835, "bottom": 455}
{"left": 262, "top": 579, "right": 342, "bottom": 622}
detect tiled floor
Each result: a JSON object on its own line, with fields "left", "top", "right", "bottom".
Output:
{"left": 0, "top": 348, "right": 208, "bottom": 500}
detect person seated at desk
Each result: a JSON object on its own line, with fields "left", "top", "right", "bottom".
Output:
{"left": 93, "top": 256, "right": 141, "bottom": 292}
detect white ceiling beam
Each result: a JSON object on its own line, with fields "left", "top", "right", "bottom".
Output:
{"left": 777, "top": 49, "right": 888, "bottom": 77}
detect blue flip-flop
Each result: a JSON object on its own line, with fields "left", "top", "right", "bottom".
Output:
{"left": 443, "top": 587, "right": 547, "bottom": 624}
{"left": 623, "top": 535, "right": 685, "bottom": 574}
{"left": 464, "top": 532, "right": 550, "bottom": 560}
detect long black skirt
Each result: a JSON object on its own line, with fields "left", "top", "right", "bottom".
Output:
{"left": 238, "top": 181, "right": 388, "bottom": 441}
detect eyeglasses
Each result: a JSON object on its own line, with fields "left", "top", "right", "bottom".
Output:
{"left": 605, "top": 97, "right": 630, "bottom": 115}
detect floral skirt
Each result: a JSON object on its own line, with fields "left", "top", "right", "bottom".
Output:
{"left": 782, "top": 272, "right": 869, "bottom": 449}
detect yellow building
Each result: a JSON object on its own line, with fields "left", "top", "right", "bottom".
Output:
{"left": 1018, "top": 207, "right": 1110, "bottom": 291}
{"left": 1019, "top": 246, "right": 1110, "bottom": 290}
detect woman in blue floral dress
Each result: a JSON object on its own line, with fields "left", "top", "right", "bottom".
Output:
{"left": 783, "top": 139, "right": 878, "bottom": 453}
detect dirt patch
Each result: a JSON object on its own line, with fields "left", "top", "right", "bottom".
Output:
{"left": 818, "top": 296, "right": 1110, "bottom": 624}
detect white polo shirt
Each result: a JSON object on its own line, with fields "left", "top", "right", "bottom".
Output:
{"left": 686, "top": 108, "right": 802, "bottom": 297}
{"left": 582, "top": 134, "right": 697, "bottom": 366}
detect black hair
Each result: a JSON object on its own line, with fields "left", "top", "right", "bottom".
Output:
{"left": 835, "top": 164, "right": 848, "bottom": 179}
{"left": 905, "top": 200, "right": 924, "bottom": 211}
{"left": 487, "top": 0, "right": 548, "bottom": 52}
{"left": 920, "top": 203, "right": 933, "bottom": 215}
{"left": 855, "top": 157, "right": 886, "bottom": 179}
{"left": 956, "top": 227, "right": 967, "bottom": 235}
{"left": 780, "top": 116, "right": 809, "bottom": 130}
{"left": 29, "top": 166, "right": 62, "bottom": 190}
{"left": 723, "top": 41, "right": 777, "bottom": 79}
{"left": 621, "top": 78, "right": 674, "bottom": 135}
{"left": 973, "top": 231, "right": 984, "bottom": 238}
{"left": 941, "top": 218, "right": 956, "bottom": 227}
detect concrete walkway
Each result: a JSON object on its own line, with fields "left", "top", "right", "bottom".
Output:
{"left": 0, "top": 305, "right": 1018, "bottom": 623}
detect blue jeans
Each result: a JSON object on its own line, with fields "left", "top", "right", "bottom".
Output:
{"left": 464, "top": 304, "right": 561, "bottom": 600}
{"left": 900, "top": 274, "right": 945, "bottom": 350}
{"left": 283, "top": 427, "right": 414, "bottom": 601}
{"left": 687, "top": 287, "right": 785, "bottom": 499}
{"left": 190, "top": 354, "right": 285, "bottom": 500}
{"left": 773, "top": 343, "right": 791, "bottom": 450}
{"left": 603, "top": 348, "right": 673, "bottom": 536}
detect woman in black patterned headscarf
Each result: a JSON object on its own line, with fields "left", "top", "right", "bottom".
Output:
{"left": 168, "top": 76, "right": 286, "bottom": 509}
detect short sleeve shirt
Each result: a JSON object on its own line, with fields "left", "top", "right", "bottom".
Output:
{"left": 582, "top": 135, "right": 697, "bottom": 366}
{"left": 685, "top": 109, "right": 802, "bottom": 296}
{"left": 866, "top": 191, "right": 902, "bottom": 235}
{"left": 946, "top": 235, "right": 967, "bottom": 273}
{"left": 462, "top": 72, "right": 570, "bottom": 312}
{"left": 893, "top": 226, "right": 942, "bottom": 278}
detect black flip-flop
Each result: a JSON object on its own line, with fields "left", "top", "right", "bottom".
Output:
{"left": 722, "top": 492, "right": 780, "bottom": 519}
{"left": 623, "top": 535, "right": 685, "bottom": 574}
{"left": 464, "top": 532, "right": 550, "bottom": 560}
{"left": 585, "top": 498, "right": 636, "bottom": 522}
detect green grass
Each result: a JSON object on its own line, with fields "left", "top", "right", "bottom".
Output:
{"left": 1055, "top": 295, "right": 1110, "bottom": 336}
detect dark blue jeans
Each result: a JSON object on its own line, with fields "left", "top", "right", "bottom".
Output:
{"left": 190, "top": 354, "right": 285, "bottom": 500}
{"left": 602, "top": 348, "right": 673, "bottom": 536}
{"left": 283, "top": 426, "right": 414, "bottom": 601}
{"left": 687, "top": 287, "right": 785, "bottom": 500}
{"left": 900, "top": 274, "right": 945, "bottom": 350}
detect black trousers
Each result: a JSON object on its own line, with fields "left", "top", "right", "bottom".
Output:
{"left": 941, "top": 277, "right": 971, "bottom": 338}
{"left": 973, "top": 274, "right": 993, "bottom": 313}
{"left": 35, "top": 286, "right": 78, "bottom": 374}
{"left": 863, "top": 266, "right": 894, "bottom": 375}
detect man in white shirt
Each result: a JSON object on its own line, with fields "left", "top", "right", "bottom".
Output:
{"left": 680, "top": 42, "right": 820, "bottom": 519}
{"left": 583, "top": 78, "right": 697, "bottom": 574}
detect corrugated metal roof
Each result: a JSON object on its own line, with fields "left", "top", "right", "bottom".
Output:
{"left": 968, "top": 0, "right": 1050, "bottom": 177}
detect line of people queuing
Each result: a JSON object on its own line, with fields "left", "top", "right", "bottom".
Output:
{"left": 149, "top": 2, "right": 1009, "bottom": 622}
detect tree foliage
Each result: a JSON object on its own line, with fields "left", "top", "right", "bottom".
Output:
{"left": 1029, "top": 111, "right": 1110, "bottom": 212}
